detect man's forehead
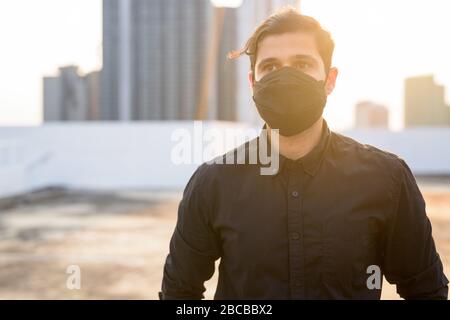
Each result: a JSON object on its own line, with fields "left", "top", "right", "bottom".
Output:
{"left": 256, "top": 31, "right": 320, "bottom": 63}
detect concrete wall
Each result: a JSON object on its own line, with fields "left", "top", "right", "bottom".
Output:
{"left": 0, "top": 121, "right": 255, "bottom": 197}
{"left": 0, "top": 121, "right": 449, "bottom": 198}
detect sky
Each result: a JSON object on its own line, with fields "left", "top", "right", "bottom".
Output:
{"left": 0, "top": 0, "right": 449, "bottom": 130}
{"left": 301, "top": 0, "right": 450, "bottom": 130}
{"left": 0, "top": 0, "right": 102, "bottom": 125}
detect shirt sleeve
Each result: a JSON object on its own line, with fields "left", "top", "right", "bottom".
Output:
{"left": 382, "top": 158, "right": 449, "bottom": 300}
{"left": 160, "top": 164, "right": 221, "bottom": 300}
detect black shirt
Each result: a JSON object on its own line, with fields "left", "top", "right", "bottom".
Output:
{"left": 161, "top": 118, "right": 448, "bottom": 300}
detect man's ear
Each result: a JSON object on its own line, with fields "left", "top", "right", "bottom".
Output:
{"left": 248, "top": 70, "right": 254, "bottom": 89}
{"left": 325, "top": 67, "right": 338, "bottom": 95}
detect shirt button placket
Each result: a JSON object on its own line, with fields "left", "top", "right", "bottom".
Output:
{"left": 286, "top": 163, "right": 304, "bottom": 298}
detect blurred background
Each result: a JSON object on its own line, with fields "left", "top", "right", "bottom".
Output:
{"left": 0, "top": 0, "right": 449, "bottom": 299}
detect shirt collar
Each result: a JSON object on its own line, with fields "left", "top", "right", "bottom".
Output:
{"left": 258, "top": 118, "right": 331, "bottom": 178}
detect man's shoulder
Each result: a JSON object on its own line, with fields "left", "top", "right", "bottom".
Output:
{"left": 330, "top": 131, "right": 406, "bottom": 173}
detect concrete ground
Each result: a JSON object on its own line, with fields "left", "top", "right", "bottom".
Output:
{"left": 0, "top": 178, "right": 449, "bottom": 300}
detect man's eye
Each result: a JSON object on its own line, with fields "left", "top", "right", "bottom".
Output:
{"left": 263, "top": 64, "right": 278, "bottom": 72}
{"left": 294, "top": 62, "right": 310, "bottom": 70}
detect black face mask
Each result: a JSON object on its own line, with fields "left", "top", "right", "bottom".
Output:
{"left": 252, "top": 66, "right": 328, "bottom": 137}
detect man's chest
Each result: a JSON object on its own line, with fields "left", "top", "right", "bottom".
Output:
{"left": 211, "top": 169, "right": 395, "bottom": 293}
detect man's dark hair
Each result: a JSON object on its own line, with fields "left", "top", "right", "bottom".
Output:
{"left": 229, "top": 6, "right": 335, "bottom": 78}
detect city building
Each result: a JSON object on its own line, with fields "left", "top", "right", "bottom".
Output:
{"left": 43, "top": 66, "right": 101, "bottom": 122}
{"left": 102, "top": 0, "right": 217, "bottom": 121}
{"left": 101, "top": 0, "right": 299, "bottom": 123}
{"left": 354, "top": 101, "right": 389, "bottom": 129}
{"left": 405, "top": 75, "right": 450, "bottom": 127}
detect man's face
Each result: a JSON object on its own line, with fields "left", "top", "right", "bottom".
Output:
{"left": 249, "top": 31, "right": 337, "bottom": 95}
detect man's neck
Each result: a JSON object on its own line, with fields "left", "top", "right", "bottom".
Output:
{"left": 268, "top": 117, "right": 324, "bottom": 161}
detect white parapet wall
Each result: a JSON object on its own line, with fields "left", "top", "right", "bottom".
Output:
{"left": 0, "top": 121, "right": 449, "bottom": 198}
{"left": 0, "top": 121, "right": 258, "bottom": 198}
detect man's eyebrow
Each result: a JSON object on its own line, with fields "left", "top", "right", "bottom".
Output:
{"left": 257, "top": 54, "right": 317, "bottom": 68}
{"left": 290, "top": 54, "right": 317, "bottom": 62}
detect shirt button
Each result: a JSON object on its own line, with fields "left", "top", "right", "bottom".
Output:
{"left": 291, "top": 191, "right": 299, "bottom": 198}
{"left": 291, "top": 232, "right": 300, "bottom": 240}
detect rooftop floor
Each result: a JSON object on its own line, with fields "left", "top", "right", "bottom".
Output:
{"left": 0, "top": 178, "right": 449, "bottom": 299}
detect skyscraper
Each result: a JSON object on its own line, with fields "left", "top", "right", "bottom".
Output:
{"left": 354, "top": 101, "right": 389, "bottom": 129}
{"left": 101, "top": 0, "right": 299, "bottom": 123}
{"left": 102, "top": 0, "right": 233, "bottom": 121}
{"left": 43, "top": 66, "right": 101, "bottom": 122}
{"left": 404, "top": 75, "right": 450, "bottom": 127}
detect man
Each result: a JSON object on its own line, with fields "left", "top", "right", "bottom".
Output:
{"left": 161, "top": 7, "right": 448, "bottom": 299}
